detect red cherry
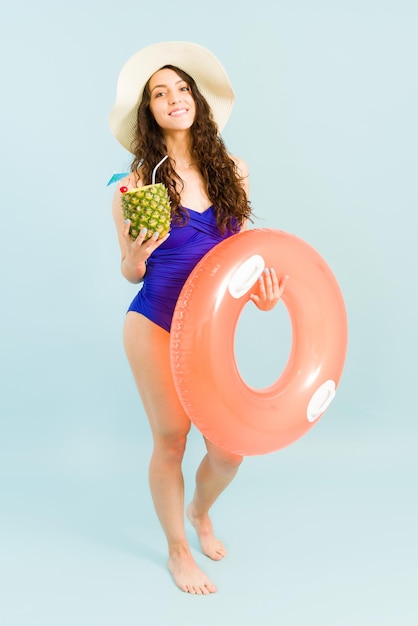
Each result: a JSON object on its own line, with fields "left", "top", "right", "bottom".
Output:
{"left": 120, "top": 186, "right": 128, "bottom": 193}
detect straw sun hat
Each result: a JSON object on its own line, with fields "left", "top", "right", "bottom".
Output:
{"left": 109, "top": 41, "right": 235, "bottom": 152}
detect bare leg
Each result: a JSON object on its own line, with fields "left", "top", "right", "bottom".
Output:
{"left": 124, "top": 312, "right": 216, "bottom": 594}
{"left": 187, "top": 439, "right": 243, "bottom": 560}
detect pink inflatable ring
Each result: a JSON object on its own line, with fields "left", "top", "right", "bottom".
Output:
{"left": 170, "top": 228, "right": 348, "bottom": 456}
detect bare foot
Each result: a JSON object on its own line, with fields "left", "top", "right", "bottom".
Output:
{"left": 168, "top": 545, "right": 217, "bottom": 594}
{"left": 186, "top": 504, "right": 227, "bottom": 561}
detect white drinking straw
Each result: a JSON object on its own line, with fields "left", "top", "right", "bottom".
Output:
{"left": 152, "top": 155, "right": 168, "bottom": 184}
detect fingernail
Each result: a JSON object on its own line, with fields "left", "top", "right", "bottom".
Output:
{"left": 140, "top": 228, "right": 147, "bottom": 236}
{"left": 270, "top": 267, "right": 276, "bottom": 273}
{"left": 153, "top": 232, "right": 159, "bottom": 240}
{"left": 125, "top": 219, "right": 130, "bottom": 224}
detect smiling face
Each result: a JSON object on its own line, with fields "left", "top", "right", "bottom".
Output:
{"left": 148, "top": 67, "right": 196, "bottom": 133}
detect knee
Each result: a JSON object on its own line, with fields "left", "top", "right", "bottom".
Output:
{"left": 208, "top": 448, "right": 243, "bottom": 474}
{"left": 154, "top": 429, "right": 189, "bottom": 462}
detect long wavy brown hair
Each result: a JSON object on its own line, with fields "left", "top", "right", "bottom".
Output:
{"left": 130, "top": 65, "right": 253, "bottom": 233}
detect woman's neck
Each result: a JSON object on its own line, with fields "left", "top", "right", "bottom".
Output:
{"left": 164, "top": 131, "right": 194, "bottom": 170}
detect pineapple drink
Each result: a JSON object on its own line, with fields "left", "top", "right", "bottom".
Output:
{"left": 121, "top": 156, "right": 171, "bottom": 240}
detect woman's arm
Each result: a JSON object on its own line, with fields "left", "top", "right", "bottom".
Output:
{"left": 230, "top": 157, "right": 289, "bottom": 308}
{"left": 234, "top": 156, "right": 250, "bottom": 199}
{"left": 112, "top": 175, "right": 169, "bottom": 284}
{"left": 230, "top": 155, "right": 250, "bottom": 231}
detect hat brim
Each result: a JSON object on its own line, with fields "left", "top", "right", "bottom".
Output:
{"left": 109, "top": 41, "right": 235, "bottom": 153}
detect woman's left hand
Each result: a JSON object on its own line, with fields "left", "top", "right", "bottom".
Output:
{"left": 249, "top": 268, "right": 289, "bottom": 311}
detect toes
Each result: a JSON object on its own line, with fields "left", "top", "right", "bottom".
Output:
{"left": 184, "top": 583, "right": 211, "bottom": 595}
{"left": 186, "top": 581, "right": 216, "bottom": 594}
{"left": 207, "top": 542, "right": 226, "bottom": 560}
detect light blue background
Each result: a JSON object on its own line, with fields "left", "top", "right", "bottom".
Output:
{"left": 1, "top": 1, "right": 417, "bottom": 624}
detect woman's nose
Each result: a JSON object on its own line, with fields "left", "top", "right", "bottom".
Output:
{"left": 168, "top": 91, "right": 180, "bottom": 104}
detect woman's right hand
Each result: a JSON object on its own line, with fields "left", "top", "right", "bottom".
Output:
{"left": 123, "top": 219, "right": 170, "bottom": 264}
{"left": 121, "top": 220, "right": 170, "bottom": 283}
{"left": 112, "top": 174, "right": 171, "bottom": 283}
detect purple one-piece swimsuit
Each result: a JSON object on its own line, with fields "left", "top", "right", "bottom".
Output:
{"left": 127, "top": 206, "right": 238, "bottom": 332}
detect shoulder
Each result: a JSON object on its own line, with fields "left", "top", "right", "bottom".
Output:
{"left": 114, "top": 171, "right": 143, "bottom": 192}
{"left": 229, "top": 154, "right": 249, "bottom": 178}
{"left": 228, "top": 154, "right": 250, "bottom": 198}
{"left": 111, "top": 171, "right": 143, "bottom": 202}
{"left": 111, "top": 172, "right": 143, "bottom": 223}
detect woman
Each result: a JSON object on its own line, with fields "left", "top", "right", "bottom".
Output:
{"left": 109, "top": 42, "right": 286, "bottom": 594}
